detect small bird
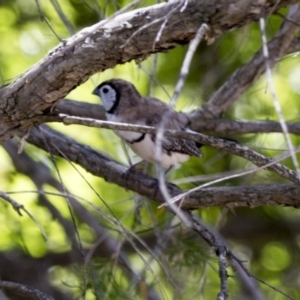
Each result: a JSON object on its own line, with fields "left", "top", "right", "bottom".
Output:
{"left": 92, "top": 79, "right": 202, "bottom": 168}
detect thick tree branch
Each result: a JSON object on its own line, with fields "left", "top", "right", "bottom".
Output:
{"left": 183, "top": 183, "right": 300, "bottom": 209}
{"left": 44, "top": 115, "right": 300, "bottom": 185}
{"left": 0, "top": 280, "right": 54, "bottom": 300}
{"left": 57, "top": 99, "right": 106, "bottom": 120}
{"left": 190, "top": 119, "right": 300, "bottom": 135}
{"left": 1, "top": 0, "right": 299, "bottom": 143}
{"left": 21, "top": 124, "right": 300, "bottom": 298}
{"left": 57, "top": 99, "right": 300, "bottom": 135}
{"left": 23, "top": 125, "right": 300, "bottom": 209}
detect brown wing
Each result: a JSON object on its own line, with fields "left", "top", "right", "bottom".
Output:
{"left": 143, "top": 97, "right": 202, "bottom": 158}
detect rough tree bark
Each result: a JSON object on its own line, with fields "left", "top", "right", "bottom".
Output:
{"left": 1, "top": 1, "right": 300, "bottom": 299}
{"left": 1, "top": 0, "right": 299, "bottom": 142}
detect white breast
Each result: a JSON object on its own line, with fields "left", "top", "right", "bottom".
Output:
{"left": 130, "top": 134, "right": 189, "bottom": 168}
{"left": 107, "top": 113, "right": 143, "bottom": 142}
{"left": 106, "top": 113, "right": 190, "bottom": 168}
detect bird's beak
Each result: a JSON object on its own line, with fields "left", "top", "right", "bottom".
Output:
{"left": 92, "top": 87, "right": 98, "bottom": 96}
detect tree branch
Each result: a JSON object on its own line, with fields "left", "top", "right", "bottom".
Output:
{"left": 1, "top": 0, "right": 299, "bottom": 143}
{"left": 0, "top": 280, "right": 54, "bottom": 300}
{"left": 191, "top": 119, "right": 300, "bottom": 135}
{"left": 56, "top": 100, "right": 300, "bottom": 135}
{"left": 45, "top": 115, "right": 300, "bottom": 185}
{"left": 189, "top": 8, "right": 300, "bottom": 120}
{"left": 23, "top": 125, "right": 300, "bottom": 209}
{"left": 3, "top": 139, "right": 161, "bottom": 300}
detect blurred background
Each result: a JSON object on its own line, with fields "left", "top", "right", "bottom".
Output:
{"left": 1, "top": 0, "right": 300, "bottom": 299}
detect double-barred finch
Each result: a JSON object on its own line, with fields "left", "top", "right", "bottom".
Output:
{"left": 92, "top": 79, "right": 202, "bottom": 168}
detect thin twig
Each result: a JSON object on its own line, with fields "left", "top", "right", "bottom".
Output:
{"left": 159, "top": 145, "right": 300, "bottom": 208}
{"left": 260, "top": 6, "right": 300, "bottom": 173}
{"left": 191, "top": 7, "right": 300, "bottom": 120}
{"left": 52, "top": 144, "right": 168, "bottom": 279}
{"left": 153, "top": 1, "right": 184, "bottom": 47}
{"left": 185, "top": 211, "right": 230, "bottom": 298}
{"left": 21, "top": 206, "right": 48, "bottom": 240}
{"left": 0, "top": 191, "right": 23, "bottom": 216}
{"left": 0, "top": 190, "right": 47, "bottom": 240}
{"left": 230, "top": 253, "right": 295, "bottom": 300}
{"left": 34, "top": 0, "right": 62, "bottom": 41}
{"left": 169, "top": 23, "right": 209, "bottom": 107}
{"left": 217, "top": 246, "right": 228, "bottom": 300}
{"left": 38, "top": 128, "right": 87, "bottom": 299}
{"left": 50, "top": 0, "right": 75, "bottom": 35}
{"left": 154, "top": 22, "right": 210, "bottom": 228}
{"left": 58, "top": 115, "right": 300, "bottom": 185}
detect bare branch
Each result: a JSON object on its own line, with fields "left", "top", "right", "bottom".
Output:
{"left": 55, "top": 99, "right": 300, "bottom": 135}
{"left": 0, "top": 280, "right": 54, "bottom": 300}
{"left": 217, "top": 246, "right": 229, "bottom": 300}
{"left": 190, "top": 7, "right": 300, "bottom": 120}
{"left": 0, "top": 190, "right": 24, "bottom": 216}
{"left": 48, "top": 115, "right": 300, "bottom": 185}
{"left": 1, "top": 0, "right": 300, "bottom": 143}
{"left": 50, "top": 0, "right": 75, "bottom": 35}
{"left": 155, "top": 22, "right": 210, "bottom": 230}
{"left": 0, "top": 190, "right": 47, "bottom": 240}
{"left": 23, "top": 125, "right": 300, "bottom": 209}
{"left": 183, "top": 184, "right": 300, "bottom": 210}
{"left": 191, "top": 119, "right": 300, "bottom": 135}
{"left": 3, "top": 140, "right": 161, "bottom": 300}
{"left": 259, "top": 5, "right": 300, "bottom": 173}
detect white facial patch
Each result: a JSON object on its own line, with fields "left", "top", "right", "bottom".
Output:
{"left": 99, "top": 85, "right": 117, "bottom": 112}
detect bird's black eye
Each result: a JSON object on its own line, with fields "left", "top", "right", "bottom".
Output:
{"left": 102, "top": 87, "right": 109, "bottom": 93}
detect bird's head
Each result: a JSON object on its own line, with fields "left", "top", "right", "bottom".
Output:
{"left": 92, "top": 79, "right": 140, "bottom": 114}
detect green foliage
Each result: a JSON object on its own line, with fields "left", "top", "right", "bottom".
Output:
{"left": 1, "top": 1, "right": 300, "bottom": 299}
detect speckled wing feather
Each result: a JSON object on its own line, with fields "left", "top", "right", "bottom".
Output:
{"left": 143, "top": 97, "right": 202, "bottom": 158}
{"left": 161, "top": 133, "right": 202, "bottom": 157}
